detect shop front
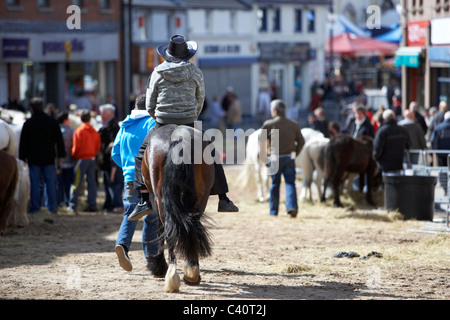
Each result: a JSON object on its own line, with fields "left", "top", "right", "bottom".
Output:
{"left": 394, "top": 20, "right": 429, "bottom": 109}
{"left": 258, "top": 42, "right": 311, "bottom": 112}
{"left": 429, "top": 17, "right": 450, "bottom": 106}
{"left": 0, "top": 32, "right": 119, "bottom": 113}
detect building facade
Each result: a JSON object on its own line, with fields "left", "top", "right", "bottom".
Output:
{"left": 252, "top": 0, "right": 329, "bottom": 115}
{"left": 0, "top": 0, "right": 123, "bottom": 115}
{"left": 396, "top": 0, "right": 450, "bottom": 111}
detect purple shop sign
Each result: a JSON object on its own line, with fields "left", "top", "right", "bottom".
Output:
{"left": 2, "top": 38, "right": 29, "bottom": 58}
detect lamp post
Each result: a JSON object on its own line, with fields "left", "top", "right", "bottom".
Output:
{"left": 328, "top": 0, "right": 334, "bottom": 79}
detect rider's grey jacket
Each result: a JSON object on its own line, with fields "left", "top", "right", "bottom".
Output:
{"left": 146, "top": 61, "right": 205, "bottom": 125}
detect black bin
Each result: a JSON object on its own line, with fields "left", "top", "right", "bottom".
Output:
{"left": 383, "top": 175, "right": 437, "bottom": 221}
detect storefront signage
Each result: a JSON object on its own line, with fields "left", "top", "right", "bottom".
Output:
{"left": 204, "top": 45, "right": 240, "bottom": 54}
{"left": 407, "top": 20, "right": 429, "bottom": 47}
{"left": 431, "top": 18, "right": 450, "bottom": 45}
{"left": 2, "top": 38, "right": 29, "bottom": 58}
{"left": 42, "top": 38, "right": 84, "bottom": 59}
{"left": 258, "top": 42, "right": 310, "bottom": 62}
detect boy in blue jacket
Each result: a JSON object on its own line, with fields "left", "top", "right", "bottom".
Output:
{"left": 111, "top": 94, "right": 167, "bottom": 276}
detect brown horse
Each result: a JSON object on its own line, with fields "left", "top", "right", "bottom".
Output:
{"left": 321, "top": 134, "right": 377, "bottom": 207}
{"left": 0, "top": 150, "right": 19, "bottom": 234}
{"left": 141, "top": 124, "right": 215, "bottom": 293}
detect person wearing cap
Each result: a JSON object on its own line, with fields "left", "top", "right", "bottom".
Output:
{"left": 129, "top": 35, "right": 238, "bottom": 221}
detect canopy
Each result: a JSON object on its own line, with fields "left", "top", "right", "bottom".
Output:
{"left": 329, "top": 15, "right": 371, "bottom": 38}
{"left": 375, "top": 26, "right": 402, "bottom": 43}
{"left": 327, "top": 33, "right": 399, "bottom": 57}
{"left": 394, "top": 47, "right": 423, "bottom": 68}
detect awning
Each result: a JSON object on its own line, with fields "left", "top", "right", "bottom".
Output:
{"left": 394, "top": 47, "right": 423, "bottom": 68}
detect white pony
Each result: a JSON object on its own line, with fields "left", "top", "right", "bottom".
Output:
{"left": 298, "top": 135, "right": 330, "bottom": 202}
{"left": 238, "top": 127, "right": 327, "bottom": 202}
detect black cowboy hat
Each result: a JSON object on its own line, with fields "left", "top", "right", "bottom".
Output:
{"left": 157, "top": 35, "right": 197, "bottom": 62}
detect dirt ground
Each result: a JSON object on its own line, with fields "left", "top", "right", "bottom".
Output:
{"left": 0, "top": 165, "right": 449, "bottom": 302}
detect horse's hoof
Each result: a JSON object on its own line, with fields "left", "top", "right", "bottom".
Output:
{"left": 334, "top": 203, "right": 344, "bottom": 208}
{"left": 183, "top": 275, "right": 201, "bottom": 286}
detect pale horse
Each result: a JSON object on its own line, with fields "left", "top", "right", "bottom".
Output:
{"left": 238, "top": 127, "right": 327, "bottom": 202}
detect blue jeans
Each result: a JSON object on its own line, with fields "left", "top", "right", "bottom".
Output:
{"left": 269, "top": 156, "right": 298, "bottom": 216}
{"left": 116, "top": 182, "right": 159, "bottom": 258}
{"left": 70, "top": 159, "right": 97, "bottom": 209}
{"left": 29, "top": 164, "right": 57, "bottom": 213}
{"left": 103, "top": 168, "right": 124, "bottom": 210}
{"left": 57, "top": 167, "right": 74, "bottom": 207}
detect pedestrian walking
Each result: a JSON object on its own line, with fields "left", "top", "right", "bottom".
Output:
{"left": 111, "top": 94, "right": 164, "bottom": 274}
{"left": 19, "top": 97, "right": 65, "bottom": 214}
{"left": 261, "top": 99, "right": 305, "bottom": 217}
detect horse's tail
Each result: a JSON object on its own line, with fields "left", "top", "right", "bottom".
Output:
{"left": 161, "top": 139, "right": 212, "bottom": 261}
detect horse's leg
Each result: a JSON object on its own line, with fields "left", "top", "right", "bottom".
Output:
{"left": 256, "top": 163, "right": 264, "bottom": 202}
{"left": 365, "top": 164, "right": 376, "bottom": 206}
{"left": 147, "top": 214, "right": 168, "bottom": 278}
{"left": 321, "top": 174, "right": 328, "bottom": 203}
{"left": 183, "top": 260, "right": 201, "bottom": 285}
{"left": 164, "top": 246, "right": 180, "bottom": 293}
{"left": 333, "top": 171, "right": 344, "bottom": 207}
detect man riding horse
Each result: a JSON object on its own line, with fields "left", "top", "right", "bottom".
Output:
{"left": 128, "top": 35, "right": 238, "bottom": 220}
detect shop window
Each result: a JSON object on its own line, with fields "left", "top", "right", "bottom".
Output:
{"left": 272, "top": 7, "right": 281, "bottom": 32}
{"left": 436, "top": 0, "right": 442, "bottom": 12}
{"left": 205, "top": 10, "right": 212, "bottom": 33}
{"left": 295, "top": 9, "right": 302, "bottom": 32}
{"left": 257, "top": 7, "right": 268, "bottom": 32}
{"left": 7, "top": 0, "right": 19, "bottom": 6}
{"left": 307, "top": 9, "right": 315, "bottom": 33}
{"left": 230, "top": 11, "right": 237, "bottom": 33}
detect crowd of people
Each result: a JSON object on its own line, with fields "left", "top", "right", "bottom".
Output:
{"left": 17, "top": 97, "right": 124, "bottom": 215}
{"left": 310, "top": 94, "right": 450, "bottom": 180}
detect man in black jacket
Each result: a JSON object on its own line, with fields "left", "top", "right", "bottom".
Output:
{"left": 97, "top": 104, "right": 122, "bottom": 212}
{"left": 19, "top": 97, "right": 66, "bottom": 213}
{"left": 373, "top": 109, "right": 410, "bottom": 174}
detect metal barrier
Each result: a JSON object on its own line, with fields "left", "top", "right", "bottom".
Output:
{"left": 408, "top": 149, "right": 450, "bottom": 228}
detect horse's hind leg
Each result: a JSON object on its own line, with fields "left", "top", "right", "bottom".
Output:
{"left": 164, "top": 246, "right": 180, "bottom": 293}
{"left": 147, "top": 217, "right": 168, "bottom": 278}
{"left": 183, "top": 260, "right": 201, "bottom": 285}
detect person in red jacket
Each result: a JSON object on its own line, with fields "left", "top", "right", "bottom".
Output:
{"left": 69, "top": 110, "right": 101, "bottom": 214}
